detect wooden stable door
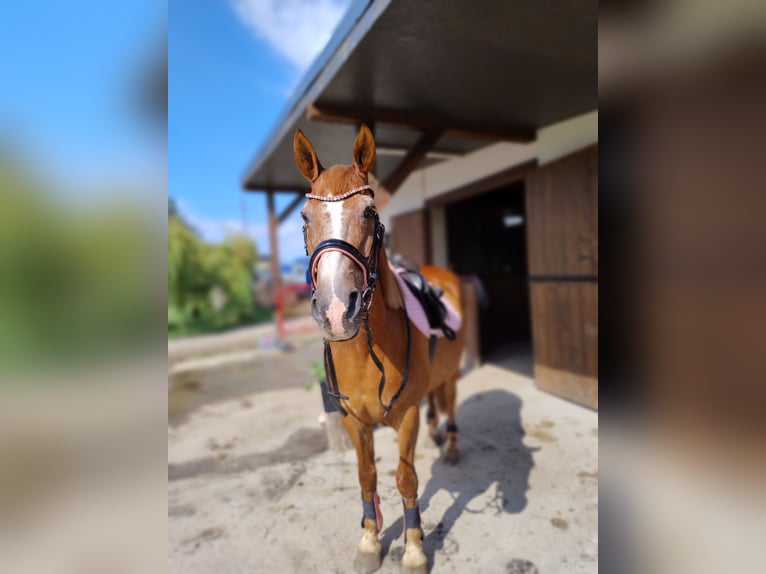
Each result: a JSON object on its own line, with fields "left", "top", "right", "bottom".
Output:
{"left": 525, "top": 146, "right": 598, "bottom": 409}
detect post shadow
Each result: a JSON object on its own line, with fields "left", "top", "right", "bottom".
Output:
{"left": 379, "top": 390, "right": 538, "bottom": 566}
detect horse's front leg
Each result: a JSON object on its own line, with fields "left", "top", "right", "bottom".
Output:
{"left": 341, "top": 415, "right": 383, "bottom": 574}
{"left": 396, "top": 406, "right": 428, "bottom": 573}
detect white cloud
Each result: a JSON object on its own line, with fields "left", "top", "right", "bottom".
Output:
{"left": 232, "top": 0, "right": 352, "bottom": 72}
{"left": 175, "top": 199, "right": 235, "bottom": 243}
{"left": 176, "top": 199, "right": 308, "bottom": 262}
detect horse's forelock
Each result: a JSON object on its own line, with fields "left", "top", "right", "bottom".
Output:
{"left": 314, "top": 165, "right": 366, "bottom": 197}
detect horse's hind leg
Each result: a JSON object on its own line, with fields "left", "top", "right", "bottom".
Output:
{"left": 396, "top": 406, "right": 428, "bottom": 573}
{"left": 441, "top": 374, "right": 460, "bottom": 465}
{"left": 341, "top": 416, "right": 383, "bottom": 574}
{"left": 426, "top": 393, "right": 443, "bottom": 446}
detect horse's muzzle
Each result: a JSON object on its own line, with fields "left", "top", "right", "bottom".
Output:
{"left": 312, "top": 290, "right": 362, "bottom": 340}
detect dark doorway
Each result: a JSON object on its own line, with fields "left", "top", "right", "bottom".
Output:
{"left": 446, "top": 181, "right": 531, "bottom": 356}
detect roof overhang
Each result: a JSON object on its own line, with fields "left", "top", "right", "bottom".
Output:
{"left": 242, "top": 0, "right": 597, "bottom": 193}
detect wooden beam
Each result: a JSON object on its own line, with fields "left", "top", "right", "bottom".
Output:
{"left": 383, "top": 129, "right": 444, "bottom": 192}
{"left": 266, "top": 192, "right": 281, "bottom": 294}
{"left": 308, "top": 103, "right": 536, "bottom": 143}
{"left": 277, "top": 193, "right": 305, "bottom": 224}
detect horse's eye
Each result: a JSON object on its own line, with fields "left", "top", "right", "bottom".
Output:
{"left": 300, "top": 213, "right": 309, "bottom": 223}
{"left": 363, "top": 207, "right": 377, "bottom": 219}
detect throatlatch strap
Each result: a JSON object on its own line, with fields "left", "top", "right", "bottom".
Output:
{"left": 361, "top": 492, "right": 383, "bottom": 531}
{"left": 402, "top": 499, "right": 423, "bottom": 543}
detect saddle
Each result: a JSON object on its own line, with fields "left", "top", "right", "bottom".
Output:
{"left": 395, "top": 267, "right": 457, "bottom": 362}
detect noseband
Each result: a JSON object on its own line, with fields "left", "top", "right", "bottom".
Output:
{"left": 303, "top": 184, "right": 411, "bottom": 419}
{"left": 303, "top": 185, "right": 384, "bottom": 313}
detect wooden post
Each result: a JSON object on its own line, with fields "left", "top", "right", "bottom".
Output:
{"left": 266, "top": 191, "right": 281, "bottom": 303}
{"left": 460, "top": 276, "right": 481, "bottom": 373}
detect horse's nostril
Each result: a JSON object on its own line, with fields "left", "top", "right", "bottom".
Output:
{"left": 347, "top": 291, "right": 359, "bottom": 318}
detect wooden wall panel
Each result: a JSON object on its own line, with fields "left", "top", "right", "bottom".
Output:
{"left": 526, "top": 145, "right": 598, "bottom": 277}
{"left": 530, "top": 282, "right": 598, "bottom": 407}
{"left": 389, "top": 209, "right": 430, "bottom": 267}
{"left": 529, "top": 282, "right": 598, "bottom": 377}
{"left": 526, "top": 145, "right": 598, "bottom": 409}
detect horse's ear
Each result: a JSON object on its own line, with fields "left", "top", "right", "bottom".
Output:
{"left": 293, "top": 129, "right": 323, "bottom": 182}
{"left": 352, "top": 124, "right": 376, "bottom": 175}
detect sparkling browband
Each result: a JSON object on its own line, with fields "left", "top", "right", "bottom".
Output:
{"left": 305, "top": 184, "right": 374, "bottom": 202}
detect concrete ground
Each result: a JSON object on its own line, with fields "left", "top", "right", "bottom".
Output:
{"left": 168, "top": 337, "right": 598, "bottom": 574}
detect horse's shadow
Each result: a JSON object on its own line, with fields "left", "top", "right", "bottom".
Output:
{"left": 379, "top": 389, "right": 537, "bottom": 564}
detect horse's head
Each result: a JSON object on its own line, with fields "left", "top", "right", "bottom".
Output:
{"left": 294, "top": 124, "right": 381, "bottom": 341}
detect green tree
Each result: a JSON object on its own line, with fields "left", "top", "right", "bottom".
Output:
{"left": 167, "top": 212, "right": 209, "bottom": 326}
{"left": 167, "top": 199, "right": 259, "bottom": 334}
{"left": 202, "top": 233, "right": 258, "bottom": 324}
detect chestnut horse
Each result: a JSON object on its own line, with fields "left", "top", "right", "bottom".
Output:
{"left": 294, "top": 125, "right": 466, "bottom": 573}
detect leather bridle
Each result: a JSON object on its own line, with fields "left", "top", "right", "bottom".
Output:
{"left": 304, "top": 185, "right": 385, "bottom": 313}
{"left": 303, "top": 184, "right": 411, "bottom": 419}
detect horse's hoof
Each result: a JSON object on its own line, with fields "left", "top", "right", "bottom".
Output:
{"left": 402, "top": 546, "right": 429, "bottom": 573}
{"left": 354, "top": 550, "right": 382, "bottom": 574}
{"left": 443, "top": 449, "right": 460, "bottom": 465}
{"left": 429, "top": 429, "right": 444, "bottom": 447}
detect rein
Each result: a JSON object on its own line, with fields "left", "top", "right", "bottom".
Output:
{"left": 304, "top": 184, "right": 411, "bottom": 419}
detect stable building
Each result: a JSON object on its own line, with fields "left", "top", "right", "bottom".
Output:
{"left": 242, "top": 0, "right": 598, "bottom": 409}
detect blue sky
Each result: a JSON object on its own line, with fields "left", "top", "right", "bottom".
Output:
{"left": 169, "top": 0, "right": 353, "bottom": 261}
{"left": 0, "top": 0, "right": 352, "bottom": 262}
{"left": 0, "top": 1, "right": 165, "bottom": 193}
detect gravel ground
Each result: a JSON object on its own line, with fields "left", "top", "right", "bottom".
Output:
{"left": 168, "top": 340, "right": 598, "bottom": 573}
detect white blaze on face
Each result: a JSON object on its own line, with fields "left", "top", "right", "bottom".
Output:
{"left": 325, "top": 200, "right": 345, "bottom": 237}
{"left": 316, "top": 196, "right": 374, "bottom": 336}
{"left": 320, "top": 201, "right": 348, "bottom": 334}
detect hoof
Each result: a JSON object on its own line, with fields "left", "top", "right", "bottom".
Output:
{"left": 428, "top": 428, "right": 444, "bottom": 447}
{"left": 402, "top": 546, "right": 428, "bottom": 573}
{"left": 354, "top": 550, "right": 382, "bottom": 574}
{"left": 443, "top": 449, "right": 460, "bottom": 465}
{"left": 402, "top": 563, "right": 429, "bottom": 574}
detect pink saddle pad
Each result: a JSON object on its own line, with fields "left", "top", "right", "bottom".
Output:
{"left": 391, "top": 265, "right": 462, "bottom": 338}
